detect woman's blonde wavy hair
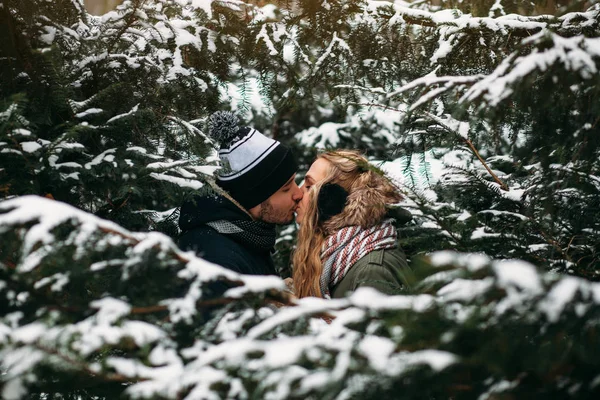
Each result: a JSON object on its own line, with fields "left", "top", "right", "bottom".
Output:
{"left": 292, "top": 150, "right": 402, "bottom": 298}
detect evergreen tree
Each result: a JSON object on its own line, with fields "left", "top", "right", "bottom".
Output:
{"left": 2, "top": 0, "right": 600, "bottom": 398}
{"left": 0, "top": 0, "right": 237, "bottom": 235}
{"left": 243, "top": 0, "right": 600, "bottom": 278}
{"left": 2, "top": 196, "right": 600, "bottom": 399}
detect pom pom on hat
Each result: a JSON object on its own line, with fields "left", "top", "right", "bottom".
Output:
{"left": 318, "top": 183, "right": 349, "bottom": 223}
{"left": 208, "top": 111, "right": 241, "bottom": 145}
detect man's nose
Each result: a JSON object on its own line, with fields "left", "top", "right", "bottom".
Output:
{"left": 292, "top": 183, "right": 303, "bottom": 201}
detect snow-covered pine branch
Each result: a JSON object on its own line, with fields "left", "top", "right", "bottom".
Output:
{"left": 3, "top": 202, "right": 600, "bottom": 400}
{"left": 367, "top": 1, "right": 600, "bottom": 38}
{"left": 460, "top": 31, "right": 600, "bottom": 108}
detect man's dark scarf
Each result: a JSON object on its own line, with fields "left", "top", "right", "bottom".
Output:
{"left": 206, "top": 219, "right": 276, "bottom": 251}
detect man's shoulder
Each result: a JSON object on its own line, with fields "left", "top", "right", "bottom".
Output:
{"left": 179, "top": 193, "right": 246, "bottom": 232}
{"left": 178, "top": 225, "right": 275, "bottom": 276}
{"left": 179, "top": 225, "right": 245, "bottom": 254}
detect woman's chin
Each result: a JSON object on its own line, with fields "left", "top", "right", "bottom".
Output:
{"left": 294, "top": 213, "right": 302, "bottom": 225}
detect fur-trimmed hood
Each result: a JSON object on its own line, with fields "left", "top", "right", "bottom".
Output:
{"left": 322, "top": 177, "right": 405, "bottom": 233}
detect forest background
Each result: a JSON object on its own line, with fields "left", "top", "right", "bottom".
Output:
{"left": 1, "top": 0, "right": 600, "bottom": 399}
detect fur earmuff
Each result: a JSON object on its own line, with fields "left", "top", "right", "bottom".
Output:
{"left": 317, "top": 183, "right": 349, "bottom": 223}
{"left": 324, "top": 186, "right": 387, "bottom": 231}
{"left": 322, "top": 170, "right": 402, "bottom": 233}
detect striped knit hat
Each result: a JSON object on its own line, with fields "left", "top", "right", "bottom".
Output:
{"left": 207, "top": 111, "right": 298, "bottom": 210}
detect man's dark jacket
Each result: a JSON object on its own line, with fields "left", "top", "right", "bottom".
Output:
{"left": 178, "top": 194, "right": 277, "bottom": 276}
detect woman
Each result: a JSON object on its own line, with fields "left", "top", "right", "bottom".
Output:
{"left": 293, "top": 150, "right": 413, "bottom": 299}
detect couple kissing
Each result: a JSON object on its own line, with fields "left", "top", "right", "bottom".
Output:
{"left": 179, "top": 111, "right": 413, "bottom": 299}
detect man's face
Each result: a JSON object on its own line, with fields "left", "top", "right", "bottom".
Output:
{"left": 295, "top": 158, "right": 331, "bottom": 225}
{"left": 249, "top": 174, "right": 304, "bottom": 224}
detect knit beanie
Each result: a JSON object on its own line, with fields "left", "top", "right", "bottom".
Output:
{"left": 207, "top": 111, "right": 298, "bottom": 210}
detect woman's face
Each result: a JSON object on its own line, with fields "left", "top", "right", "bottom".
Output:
{"left": 295, "top": 157, "right": 331, "bottom": 225}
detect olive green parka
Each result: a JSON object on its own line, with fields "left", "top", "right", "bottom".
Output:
{"left": 330, "top": 246, "right": 413, "bottom": 298}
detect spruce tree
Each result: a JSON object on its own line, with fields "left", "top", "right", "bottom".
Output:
{"left": 2, "top": 196, "right": 600, "bottom": 399}
{"left": 2, "top": 0, "right": 600, "bottom": 399}
{"left": 0, "top": 0, "right": 236, "bottom": 235}
{"left": 242, "top": 0, "right": 600, "bottom": 278}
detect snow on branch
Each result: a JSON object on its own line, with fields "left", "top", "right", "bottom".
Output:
{"left": 256, "top": 23, "right": 279, "bottom": 56}
{"left": 0, "top": 195, "right": 296, "bottom": 397}
{"left": 298, "top": 32, "right": 353, "bottom": 83}
{"left": 367, "top": 0, "right": 599, "bottom": 38}
{"left": 148, "top": 172, "right": 204, "bottom": 189}
{"left": 124, "top": 252, "right": 600, "bottom": 399}
{"left": 362, "top": 1, "right": 599, "bottom": 66}
{"left": 37, "top": 0, "right": 225, "bottom": 86}
{"left": 3, "top": 200, "right": 600, "bottom": 400}
{"left": 0, "top": 195, "right": 287, "bottom": 322}
{"left": 314, "top": 32, "right": 352, "bottom": 71}
{"left": 386, "top": 74, "right": 483, "bottom": 101}
{"left": 460, "top": 32, "right": 600, "bottom": 107}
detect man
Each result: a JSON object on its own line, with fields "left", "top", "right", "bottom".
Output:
{"left": 178, "top": 111, "right": 303, "bottom": 276}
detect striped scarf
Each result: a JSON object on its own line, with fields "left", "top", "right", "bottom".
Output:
{"left": 319, "top": 219, "right": 397, "bottom": 298}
